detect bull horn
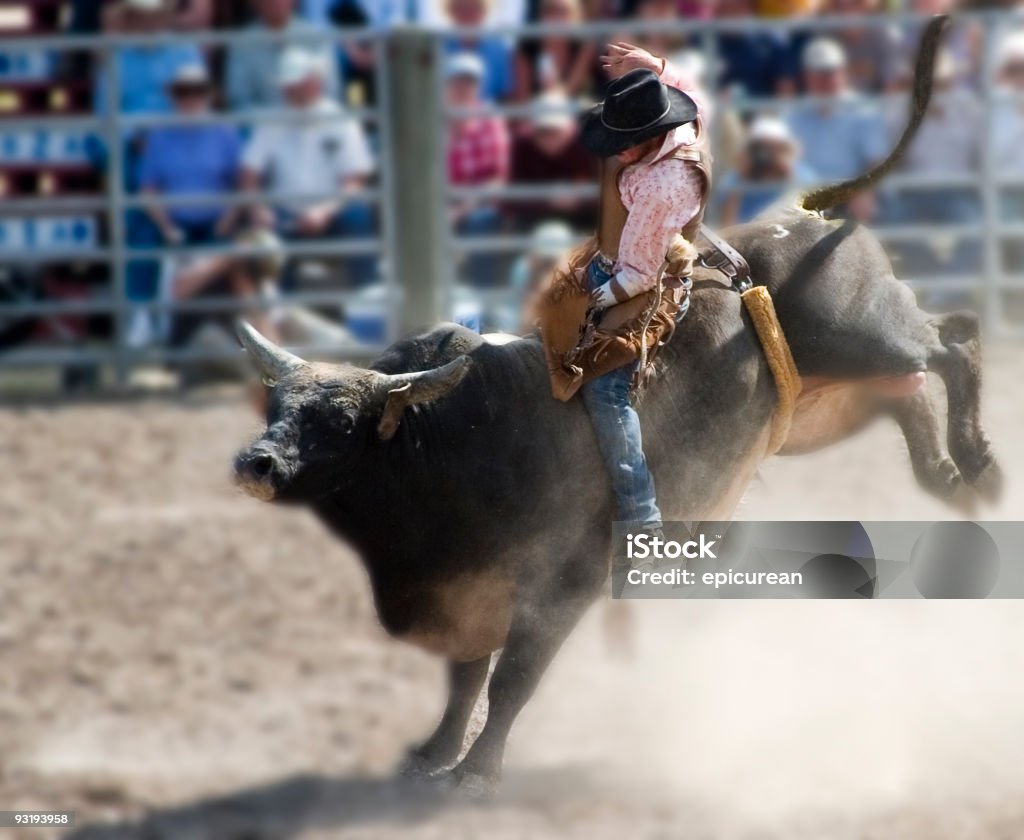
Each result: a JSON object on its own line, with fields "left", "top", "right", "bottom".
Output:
{"left": 235, "top": 320, "right": 307, "bottom": 382}
{"left": 377, "top": 355, "right": 472, "bottom": 441}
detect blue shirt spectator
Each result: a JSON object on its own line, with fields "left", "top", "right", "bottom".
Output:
{"left": 786, "top": 37, "right": 888, "bottom": 180}
{"left": 443, "top": 38, "right": 515, "bottom": 101}
{"left": 301, "top": 0, "right": 409, "bottom": 26}
{"left": 786, "top": 101, "right": 886, "bottom": 181}
{"left": 99, "top": 44, "right": 203, "bottom": 114}
{"left": 137, "top": 63, "right": 240, "bottom": 246}
{"left": 226, "top": 0, "right": 341, "bottom": 110}
{"left": 139, "top": 127, "right": 241, "bottom": 227}
{"left": 718, "top": 116, "right": 816, "bottom": 225}
{"left": 717, "top": 33, "right": 796, "bottom": 98}
{"left": 714, "top": 0, "right": 796, "bottom": 97}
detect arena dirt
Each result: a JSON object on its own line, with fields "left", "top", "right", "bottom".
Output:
{"left": 1, "top": 344, "right": 1023, "bottom": 839}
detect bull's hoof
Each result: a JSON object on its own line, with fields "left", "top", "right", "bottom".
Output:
{"left": 397, "top": 749, "right": 449, "bottom": 781}
{"left": 972, "top": 460, "right": 1005, "bottom": 504}
{"left": 432, "top": 767, "right": 499, "bottom": 800}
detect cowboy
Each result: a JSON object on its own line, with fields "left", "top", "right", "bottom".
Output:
{"left": 569, "top": 42, "right": 711, "bottom": 549}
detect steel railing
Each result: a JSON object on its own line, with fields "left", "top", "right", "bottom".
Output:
{"left": 431, "top": 11, "right": 1024, "bottom": 340}
{"left": 3, "top": 11, "right": 1024, "bottom": 384}
{"left": 0, "top": 25, "right": 395, "bottom": 375}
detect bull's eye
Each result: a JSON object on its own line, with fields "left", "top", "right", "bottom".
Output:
{"left": 339, "top": 412, "right": 357, "bottom": 435}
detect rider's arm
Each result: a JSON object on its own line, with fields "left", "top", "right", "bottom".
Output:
{"left": 658, "top": 59, "right": 710, "bottom": 123}
{"left": 592, "top": 160, "right": 704, "bottom": 305}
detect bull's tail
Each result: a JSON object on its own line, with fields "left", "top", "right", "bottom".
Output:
{"left": 799, "top": 14, "right": 950, "bottom": 215}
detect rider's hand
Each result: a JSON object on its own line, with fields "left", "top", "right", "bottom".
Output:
{"left": 591, "top": 282, "right": 617, "bottom": 310}
{"left": 601, "top": 42, "right": 666, "bottom": 80}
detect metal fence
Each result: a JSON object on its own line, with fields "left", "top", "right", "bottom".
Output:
{"left": 0, "top": 25, "right": 398, "bottom": 378}
{"left": 1, "top": 11, "right": 1023, "bottom": 386}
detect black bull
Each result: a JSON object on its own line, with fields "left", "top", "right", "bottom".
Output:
{"left": 233, "top": 16, "right": 1000, "bottom": 794}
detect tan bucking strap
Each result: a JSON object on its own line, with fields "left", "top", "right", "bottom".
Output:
{"left": 740, "top": 285, "right": 801, "bottom": 455}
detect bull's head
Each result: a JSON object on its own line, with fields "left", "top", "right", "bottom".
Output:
{"left": 233, "top": 321, "right": 470, "bottom": 502}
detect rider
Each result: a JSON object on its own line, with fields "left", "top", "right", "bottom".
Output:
{"left": 576, "top": 42, "right": 711, "bottom": 547}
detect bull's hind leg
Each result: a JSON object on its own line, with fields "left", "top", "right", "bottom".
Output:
{"left": 400, "top": 654, "right": 491, "bottom": 778}
{"left": 928, "top": 312, "right": 1003, "bottom": 501}
{"left": 889, "top": 390, "right": 972, "bottom": 511}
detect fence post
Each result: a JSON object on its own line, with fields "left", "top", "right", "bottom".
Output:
{"left": 980, "top": 14, "right": 1002, "bottom": 337}
{"left": 386, "top": 27, "right": 446, "bottom": 334}
{"left": 104, "top": 44, "right": 130, "bottom": 387}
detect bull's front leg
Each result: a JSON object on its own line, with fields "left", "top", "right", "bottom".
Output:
{"left": 400, "top": 655, "right": 491, "bottom": 778}
{"left": 443, "top": 561, "right": 605, "bottom": 796}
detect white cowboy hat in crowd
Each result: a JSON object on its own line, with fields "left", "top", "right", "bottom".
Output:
{"left": 803, "top": 38, "right": 848, "bottom": 73}
{"left": 529, "top": 221, "right": 575, "bottom": 260}
{"left": 277, "top": 48, "right": 326, "bottom": 88}
{"left": 530, "top": 91, "right": 574, "bottom": 131}
{"left": 169, "top": 62, "right": 211, "bottom": 88}
{"left": 445, "top": 52, "right": 486, "bottom": 81}
{"left": 997, "top": 30, "right": 1024, "bottom": 69}
{"left": 122, "top": 0, "right": 166, "bottom": 11}
{"left": 747, "top": 115, "right": 796, "bottom": 146}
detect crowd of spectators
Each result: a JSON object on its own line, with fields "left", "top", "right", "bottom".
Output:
{"left": 9, "top": 0, "right": 1024, "bottom": 360}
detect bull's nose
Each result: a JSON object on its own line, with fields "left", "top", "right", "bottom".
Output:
{"left": 234, "top": 448, "right": 281, "bottom": 501}
{"left": 248, "top": 451, "right": 275, "bottom": 478}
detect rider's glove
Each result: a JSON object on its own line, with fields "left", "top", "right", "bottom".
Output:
{"left": 591, "top": 282, "right": 617, "bottom": 310}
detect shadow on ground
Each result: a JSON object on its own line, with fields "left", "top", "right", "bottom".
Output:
{"left": 64, "top": 765, "right": 611, "bottom": 840}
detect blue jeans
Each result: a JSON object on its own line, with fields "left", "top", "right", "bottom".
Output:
{"left": 278, "top": 202, "right": 379, "bottom": 290}
{"left": 581, "top": 260, "right": 662, "bottom": 529}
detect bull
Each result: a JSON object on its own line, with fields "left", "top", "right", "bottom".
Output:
{"left": 233, "top": 16, "right": 1000, "bottom": 795}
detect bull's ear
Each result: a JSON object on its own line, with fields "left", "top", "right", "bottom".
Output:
{"left": 377, "top": 356, "right": 472, "bottom": 441}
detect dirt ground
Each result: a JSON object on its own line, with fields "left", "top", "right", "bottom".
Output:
{"left": 1, "top": 343, "right": 1023, "bottom": 840}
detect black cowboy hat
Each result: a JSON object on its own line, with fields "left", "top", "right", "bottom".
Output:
{"left": 580, "top": 68, "right": 698, "bottom": 158}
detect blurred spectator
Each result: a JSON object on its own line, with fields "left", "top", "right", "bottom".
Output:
{"left": 446, "top": 53, "right": 510, "bottom": 286}
{"left": 676, "top": 0, "right": 713, "bottom": 17}
{"left": 508, "top": 92, "right": 596, "bottom": 230}
{"left": 67, "top": 0, "right": 104, "bottom": 33}
{"left": 718, "top": 116, "right": 814, "bottom": 225}
{"left": 328, "top": 0, "right": 413, "bottom": 105}
{"left": 992, "top": 31, "right": 1024, "bottom": 275}
{"left": 786, "top": 38, "right": 887, "bottom": 180}
{"left": 903, "top": 0, "right": 980, "bottom": 90}
{"left": 507, "top": 219, "right": 576, "bottom": 332}
{"left": 138, "top": 64, "right": 242, "bottom": 246}
{"left": 99, "top": 0, "right": 207, "bottom": 341}
{"left": 239, "top": 49, "right": 377, "bottom": 285}
{"left": 99, "top": 0, "right": 204, "bottom": 115}
{"left": 226, "top": 0, "right": 341, "bottom": 111}
{"left": 822, "top": 0, "right": 905, "bottom": 93}
{"left": 418, "top": 0, "right": 527, "bottom": 26}
{"left": 714, "top": 0, "right": 797, "bottom": 98}
{"left": 514, "top": 0, "right": 600, "bottom": 101}
{"left": 442, "top": 0, "right": 516, "bottom": 101}
{"left": 102, "top": 0, "right": 215, "bottom": 31}
{"left": 890, "top": 49, "right": 979, "bottom": 224}
{"left": 885, "top": 48, "right": 981, "bottom": 286}
{"left": 993, "top": 32, "right": 1024, "bottom": 175}
{"left": 169, "top": 228, "right": 284, "bottom": 350}
{"left": 756, "top": 0, "right": 817, "bottom": 14}
{"left": 579, "top": 0, "right": 623, "bottom": 19}
{"left": 322, "top": 0, "right": 408, "bottom": 24}
{"left": 622, "top": 0, "right": 690, "bottom": 69}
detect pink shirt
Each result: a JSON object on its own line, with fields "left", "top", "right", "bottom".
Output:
{"left": 605, "top": 61, "right": 709, "bottom": 301}
{"left": 448, "top": 115, "right": 510, "bottom": 186}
